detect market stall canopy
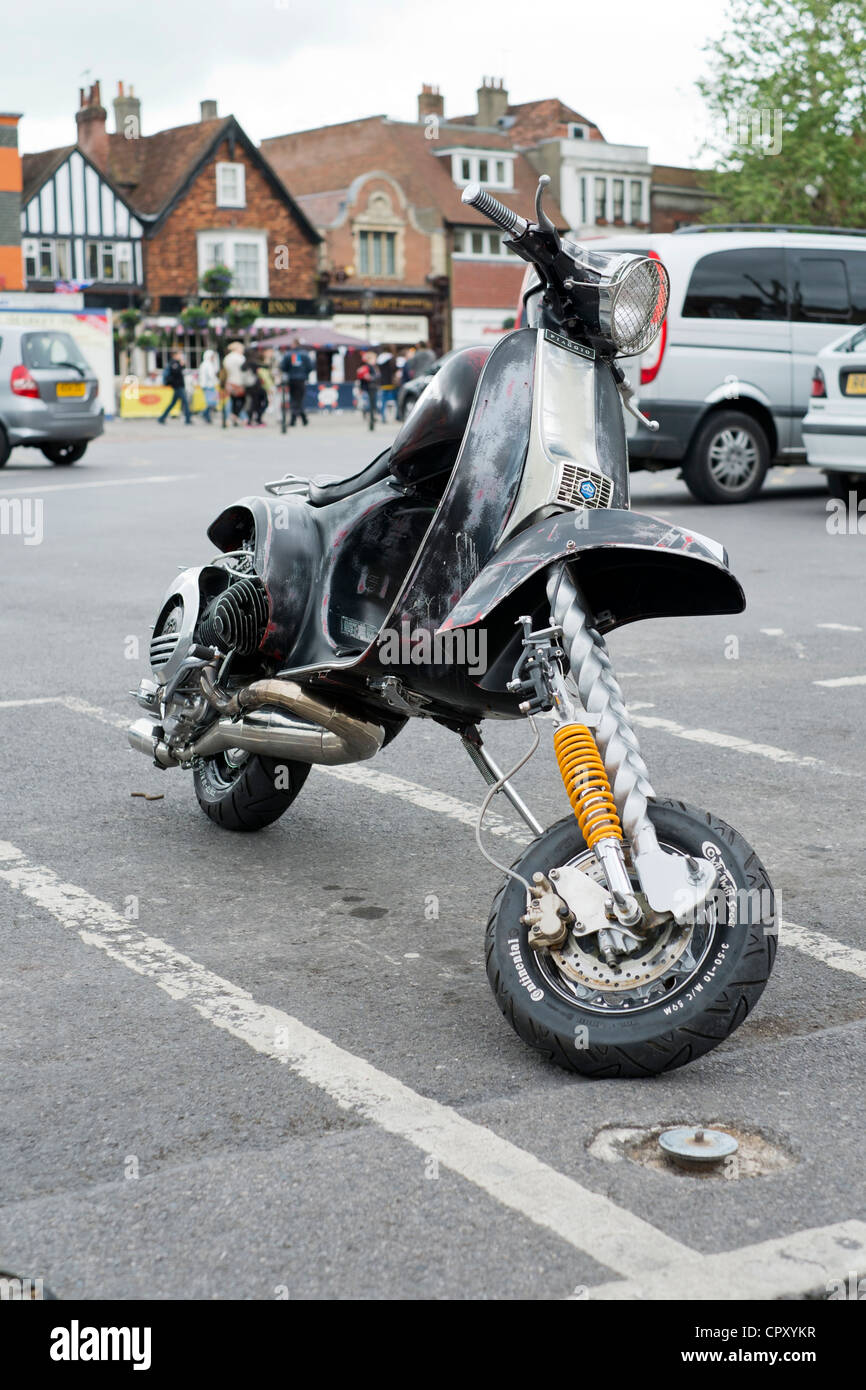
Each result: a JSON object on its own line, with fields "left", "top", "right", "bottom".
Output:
{"left": 251, "top": 327, "right": 374, "bottom": 350}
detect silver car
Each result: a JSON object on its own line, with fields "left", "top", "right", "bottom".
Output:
{"left": 0, "top": 325, "right": 104, "bottom": 466}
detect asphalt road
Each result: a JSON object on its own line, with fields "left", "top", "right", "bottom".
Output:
{"left": 1, "top": 411, "right": 864, "bottom": 1302}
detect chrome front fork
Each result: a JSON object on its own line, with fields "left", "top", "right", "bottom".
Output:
{"left": 547, "top": 567, "right": 716, "bottom": 924}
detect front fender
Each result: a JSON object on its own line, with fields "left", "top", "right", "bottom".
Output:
{"left": 437, "top": 509, "right": 745, "bottom": 636}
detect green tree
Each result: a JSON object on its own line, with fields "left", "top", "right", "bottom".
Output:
{"left": 698, "top": 0, "right": 866, "bottom": 225}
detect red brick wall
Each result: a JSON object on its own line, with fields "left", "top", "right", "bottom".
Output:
{"left": 318, "top": 175, "right": 433, "bottom": 289}
{"left": 145, "top": 137, "right": 318, "bottom": 301}
{"left": 451, "top": 259, "right": 524, "bottom": 310}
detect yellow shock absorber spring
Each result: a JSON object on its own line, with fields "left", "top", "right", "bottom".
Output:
{"left": 553, "top": 722, "right": 623, "bottom": 850}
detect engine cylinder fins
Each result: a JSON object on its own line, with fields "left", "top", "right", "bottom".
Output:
{"left": 197, "top": 575, "right": 269, "bottom": 656}
{"left": 553, "top": 721, "right": 623, "bottom": 849}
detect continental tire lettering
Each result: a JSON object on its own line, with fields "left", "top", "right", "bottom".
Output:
{"left": 509, "top": 938, "right": 544, "bottom": 1002}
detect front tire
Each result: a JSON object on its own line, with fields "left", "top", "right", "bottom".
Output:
{"left": 194, "top": 751, "right": 310, "bottom": 832}
{"left": 485, "top": 799, "right": 776, "bottom": 1078}
{"left": 684, "top": 410, "right": 769, "bottom": 503}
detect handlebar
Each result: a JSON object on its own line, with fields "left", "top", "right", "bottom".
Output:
{"left": 461, "top": 182, "right": 529, "bottom": 239}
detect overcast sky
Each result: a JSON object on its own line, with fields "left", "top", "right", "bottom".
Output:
{"left": 9, "top": 0, "right": 730, "bottom": 169}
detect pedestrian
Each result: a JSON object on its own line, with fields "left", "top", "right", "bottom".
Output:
{"left": 411, "top": 341, "right": 436, "bottom": 376}
{"left": 199, "top": 348, "right": 219, "bottom": 424}
{"left": 356, "top": 351, "right": 381, "bottom": 431}
{"left": 222, "top": 340, "right": 247, "bottom": 426}
{"left": 280, "top": 336, "right": 314, "bottom": 426}
{"left": 158, "top": 352, "right": 192, "bottom": 425}
{"left": 245, "top": 354, "right": 269, "bottom": 427}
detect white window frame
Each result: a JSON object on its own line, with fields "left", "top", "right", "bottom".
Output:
{"left": 452, "top": 226, "right": 514, "bottom": 260}
{"left": 449, "top": 151, "right": 514, "bottom": 190}
{"left": 568, "top": 123, "right": 590, "bottom": 140}
{"left": 23, "top": 237, "right": 73, "bottom": 281}
{"left": 197, "top": 230, "right": 269, "bottom": 297}
{"left": 216, "top": 162, "right": 246, "bottom": 208}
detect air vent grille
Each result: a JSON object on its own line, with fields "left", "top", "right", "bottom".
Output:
{"left": 555, "top": 463, "right": 614, "bottom": 510}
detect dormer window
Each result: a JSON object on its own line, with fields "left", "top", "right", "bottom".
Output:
{"left": 216, "top": 162, "right": 246, "bottom": 208}
{"left": 568, "top": 123, "right": 590, "bottom": 140}
{"left": 448, "top": 150, "right": 514, "bottom": 190}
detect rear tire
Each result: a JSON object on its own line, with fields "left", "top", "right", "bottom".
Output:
{"left": 0, "top": 427, "right": 9, "bottom": 467}
{"left": 485, "top": 798, "right": 776, "bottom": 1078}
{"left": 41, "top": 441, "right": 88, "bottom": 465}
{"left": 684, "top": 410, "right": 769, "bottom": 504}
{"left": 194, "top": 752, "right": 310, "bottom": 832}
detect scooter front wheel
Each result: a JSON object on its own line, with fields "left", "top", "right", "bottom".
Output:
{"left": 485, "top": 799, "right": 776, "bottom": 1078}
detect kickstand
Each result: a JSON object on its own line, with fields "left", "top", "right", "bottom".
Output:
{"left": 461, "top": 725, "right": 544, "bottom": 837}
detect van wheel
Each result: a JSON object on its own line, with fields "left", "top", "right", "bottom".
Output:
{"left": 41, "top": 441, "right": 87, "bottom": 465}
{"left": 684, "top": 411, "right": 769, "bottom": 503}
{"left": 0, "top": 428, "right": 9, "bottom": 467}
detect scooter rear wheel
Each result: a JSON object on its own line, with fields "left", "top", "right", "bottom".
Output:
{"left": 485, "top": 798, "right": 776, "bottom": 1078}
{"left": 194, "top": 750, "right": 310, "bottom": 832}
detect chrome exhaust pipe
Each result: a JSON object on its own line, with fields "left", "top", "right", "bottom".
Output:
{"left": 128, "top": 677, "right": 385, "bottom": 767}
{"left": 185, "top": 706, "right": 383, "bottom": 765}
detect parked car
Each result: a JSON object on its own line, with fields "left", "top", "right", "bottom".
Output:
{"left": 520, "top": 225, "right": 866, "bottom": 503}
{"left": 0, "top": 326, "right": 103, "bottom": 466}
{"left": 803, "top": 324, "right": 866, "bottom": 499}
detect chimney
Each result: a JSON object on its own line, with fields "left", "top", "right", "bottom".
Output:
{"left": 76, "top": 81, "right": 108, "bottom": 169}
{"left": 418, "top": 83, "right": 444, "bottom": 122}
{"left": 113, "top": 81, "right": 141, "bottom": 138}
{"left": 200, "top": 99, "right": 218, "bottom": 122}
{"left": 476, "top": 77, "right": 509, "bottom": 129}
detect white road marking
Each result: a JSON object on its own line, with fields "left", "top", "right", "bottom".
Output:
{"left": 319, "top": 763, "right": 534, "bottom": 844}
{"left": 780, "top": 920, "right": 866, "bottom": 981}
{"left": 589, "top": 1221, "right": 866, "bottom": 1300}
{"left": 817, "top": 623, "right": 862, "bottom": 632}
{"left": 628, "top": 712, "right": 823, "bottom": 769}
{"left": 6, "top": 695, "right": 866, "bottom": 981}
{"left": 0, "top": 473, "right": 199, "bottom": 497}
{"left": 814, "top": 674, "right": 866, "bottom": 688}
{"left": 0, "top": 838, "right": 686, "bottom": 1278}
{"left": 760, "top": 627, "right": 784, "bottom": 636}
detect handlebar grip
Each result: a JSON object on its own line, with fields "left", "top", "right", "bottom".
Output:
{"left": 461, "top": 182, "right": 528, "bottom": 238}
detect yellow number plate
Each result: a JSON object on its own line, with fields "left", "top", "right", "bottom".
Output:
{"left": 844, "top": 373, "right": 866, "bottom": 395}
{"left": 56, "top": 381, "right": 86, "bottom": 398}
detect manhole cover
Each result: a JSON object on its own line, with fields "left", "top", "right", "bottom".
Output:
{"left": 588, "top": 1123, "right": 794, "bottom": 1180}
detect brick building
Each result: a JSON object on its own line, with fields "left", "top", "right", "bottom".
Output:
{"left": 262, "top": 79, "right": 710, "bottom": 353}
{"left": 262, "top": 86, "right": 568, "bottom": 353}
{"left": 20, "top": 83, "right": 321, "bottom": 348}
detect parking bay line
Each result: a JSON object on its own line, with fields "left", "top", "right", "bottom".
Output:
{"left": 0, "top": 473, "right": 200, "bottom": 496}
{"left": 0, "top": 838, "right": 687, "bottom": 1280}
{"left": 814, "top": 674, "right": 866, "bottom": 688}
{"left": 588, "top": 1221, "right": 866, "bottom": 1300}
{"left": 3, "top": 695, "right": 866, "bottom": 983}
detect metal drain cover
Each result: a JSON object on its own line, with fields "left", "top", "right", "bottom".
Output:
{"left": 659, "top": 1125, "right": 739, "bottom": 1168}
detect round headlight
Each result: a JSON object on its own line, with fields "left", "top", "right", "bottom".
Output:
{"left": 610, "top": 258, "right": 669, "bottom": 356}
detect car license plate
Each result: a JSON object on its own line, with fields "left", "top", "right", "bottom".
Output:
{"left": 56, "top": 381, "right": 86, "bottom": 398}
{"left": 844, "top": 373, "right": 866, "bottom": 395}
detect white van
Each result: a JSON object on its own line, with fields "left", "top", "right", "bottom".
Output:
{"left": 567, "top": 226, "right": 866, "bottom": 503}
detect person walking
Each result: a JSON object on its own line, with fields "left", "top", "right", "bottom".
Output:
{"left": 199, "top": 348, "right": 219, "bottom": 424}
{"left": 280, "top": 336, "right": 314, "bottom": 426}
{"left": 356, "top": 351, "right": 381, "bottom": 432}
{"left": 222, "top": 340, "right": 247, "bottom": 426}
{"left": 158, "top": 352, "right": 192, "bottom": 425}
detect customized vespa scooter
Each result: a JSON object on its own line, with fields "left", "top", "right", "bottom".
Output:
{"left": 129, "top": 178, "right": 775, "bottom": 1077}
